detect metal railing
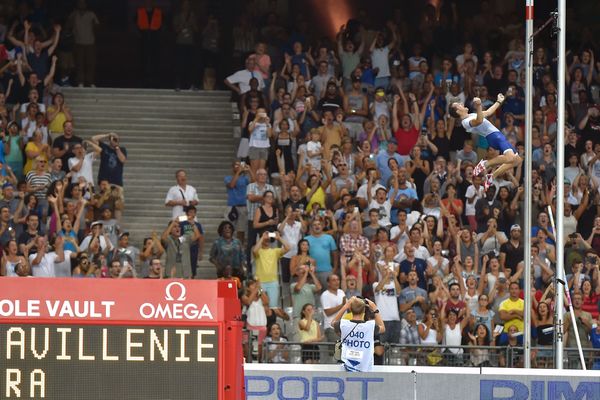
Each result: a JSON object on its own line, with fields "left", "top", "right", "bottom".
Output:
{"left": 245, "top": 333, "right": 600, "bottom": 369}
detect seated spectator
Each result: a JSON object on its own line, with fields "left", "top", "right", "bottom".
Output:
{"left": 263, "top": 323, "right": 289, "bottom": 363}
{"left": 1, "top": 239, "right": 29, "bottom": 277}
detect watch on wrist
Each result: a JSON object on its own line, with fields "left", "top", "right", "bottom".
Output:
{"left": 373, "top": 309, "right": 380, "bottom": 314}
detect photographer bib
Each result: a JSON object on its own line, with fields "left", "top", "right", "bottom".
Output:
{"left": 340, "top": 319, "right": 375, "bottom": 372}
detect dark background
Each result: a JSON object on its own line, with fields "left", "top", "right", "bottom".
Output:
{"left": 0, "top": 324, "right": 219, "bottom": 400}
{"left": 8, "top": 0, "right": 600, "bottom": 87}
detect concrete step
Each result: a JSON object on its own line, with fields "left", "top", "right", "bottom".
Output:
{"left": 65, "top": 87, "right": 235, "bottom": 277}
{"left": 62, "top": 87, "right": 231, "bottom": 98}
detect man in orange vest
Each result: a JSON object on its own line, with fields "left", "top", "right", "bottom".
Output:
{"left": 137, "top": 0, "right": 163, "bottom": 87}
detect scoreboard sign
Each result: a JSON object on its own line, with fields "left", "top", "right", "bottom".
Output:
{"left": 0, "top": 279, "right": 244, "bottom": 400}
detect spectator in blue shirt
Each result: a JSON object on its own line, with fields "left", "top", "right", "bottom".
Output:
{"left": 399, "top": 242, "right": 429, "bottom": 290}
{"left": 376, "top": 138, "right": 403, "bottom": 186}
{"left": 305, "top": 219, "right": 338, "bottom": 288}
{"left": 224, "top": 161, "right": 251, "bottom": 243}
{"left": 501, "top": 84, "right": 525, "bottom": 125}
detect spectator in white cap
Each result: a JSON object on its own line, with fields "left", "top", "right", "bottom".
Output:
{"left": 79, "top": 220, "right": 113, "bottom": 254}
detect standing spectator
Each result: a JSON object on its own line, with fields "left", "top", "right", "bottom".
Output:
{"left": 320, "top": 273, "right": 346, "bottom": 342}
{"left": 180, "top": 205, "right": 204, "bottom": 279}
{"left": 498, "top": 282, "right": 524, "bottom": 335}
{"left": 399, "top": 308, "right": 420, "bottom": 352}
{"left": 164, "top": 169, "right": 199, "bottom": 219}
{"left": 136, "top": 0, "right": 163, "bottom": 87}
{"left": 29, "top": 235, "right": 65, "bottom": 277}
{"left": 253, "top": 231, "right": 290, "bottom": 308}
{"left": 247, "top": 108, "right": 273, "bottom": 176}
{"left": 225, "top": 57, "right": 264, "bottom": 96}
{"left": 291, "top": 264, "right": 322, "bottom": 319}
{"left": 47, "top": 93, "right": 73, "bottom": 136}
{"left": 278, "top": 205, "right": 305, "bottom": 286}
{"left": 398, "top": 270, "right": 429, "bottom": 321}
{"left": 373, "top": 266, "right": 401, "bottom": 344}
{"left": 80, "top": 221, "right": 112, "bottom": 255}
{"left": 67, "top": 0, "right": 99, "bottom": 87}
{"left": 564, "top": 292, "right": 593, "bottom": 365}
{"left": 245, "top": 168, "right": 274, "bottom": 268}
{"left": 209, "top": 221, "right": 245, "bottom": 278}
{"left": 343, "top": 75, "right": 369, "bottom": 139}
{"left": 337, "top": 25, "right": 365, "bottom": 87}
{"left": 52, "top": 121, "right": 83, "bottom": 173}
{"left": 4, "top": 122, "right": 24, "bottom": 180}
{"left": 68, "top": 140, "right": 101, "bottom": 186}
{"left": 500, "top": 224, "right": 524, "bottom": 281}
{"left": 111, "top": 232, "right": 139, "bottom": 272}
{"left": 25, "top": 157, "right": 51, "bottom": 221}
{"left": 305, "top": 219, "right": 338, "bottom": 287}
{"left": 369, "top": 22, "right": 397, "bottom": 89}
{"left": 139, "top": 234, "right": 165, "bottom": 278}
{"left": 91, "top": 133, "right": 127, "bottom": 188}
{"left": 161, "top": 217, "right": 200, "bottom": 279}
{"left": 298, "top": 303, "right": 323, "bottom": 364}
{"left": 173, "top": 0, "right": 198, "bottom": 91}
{"left": 339, "top": 219, "right": 369, "bottom": 260}
{"left": 398, "top": 242, "right": 429, "bottom": 290}
{"left": 200, "top": 15, "right": 221, "bottom": 88}
{"left": 224, "top": 161, "right": 251, "bottom": 243}
{"left": 17, "top": 213, "right": 41, "bottom": 256}
{"left": 24, "top": 130, "right": 50, "bottom": 176}
{"left": 444, "top": 282, "right": 467, "bottom": 320}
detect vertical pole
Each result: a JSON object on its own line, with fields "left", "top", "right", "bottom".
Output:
{"left": 523, "top": 0, "right": 534, "bottom": 369}
{"left": 555, "top": 0, "right": 567, "bottom": 370}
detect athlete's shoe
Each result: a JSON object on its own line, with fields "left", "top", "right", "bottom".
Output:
{"left": 473, "top": 159, "right": 487, "bottom": 177}
{"left": 483, "top": 174, "right": 494, "bottom": 192}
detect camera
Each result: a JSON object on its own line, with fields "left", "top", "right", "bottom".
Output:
{"left": 268, "top": 232, "right": 276, "bottom": 239}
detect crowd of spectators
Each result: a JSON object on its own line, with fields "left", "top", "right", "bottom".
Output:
{"left": 221, "top": 3, "right": 600, "bottom": 366}
{"left": 1, "top": 0, "right": 600, "bottom": 369}
{"left": 0, "top": 4, "right": 142, "bottom": 280}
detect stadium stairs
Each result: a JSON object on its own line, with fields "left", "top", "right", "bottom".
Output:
{"left": 61, "top": 87, "right": 236, "bottom": 279}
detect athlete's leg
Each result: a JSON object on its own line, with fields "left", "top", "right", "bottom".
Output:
{"left": 490, "top": 150, "right": 522, "bottom": 178}
{"left": 484, "top": 131, "right": 520, "bottom": 173}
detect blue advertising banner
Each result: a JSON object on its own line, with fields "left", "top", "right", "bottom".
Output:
{"left": 244, "top": 365, "right": 600, "bottom": 400}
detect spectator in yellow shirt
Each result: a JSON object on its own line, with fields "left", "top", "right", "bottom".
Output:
{"left": 499, "top": 281, "right": 524, "bottom": 333}
{"left": 253, "top": 231, "right": 290, "bottom": 308}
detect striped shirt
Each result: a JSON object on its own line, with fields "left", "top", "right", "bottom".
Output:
{"left": 26, "top": 171, "right": 52, "bottom": 200}
{"left": 246, "top": 182, "right": 274, "bottom": 222}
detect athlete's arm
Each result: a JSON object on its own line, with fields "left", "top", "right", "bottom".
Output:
{"left": 483, "top": 93, "right": 505, "bottom": 118}
{"left": 471, "top": 97, "right": 484, "bottom": 126}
